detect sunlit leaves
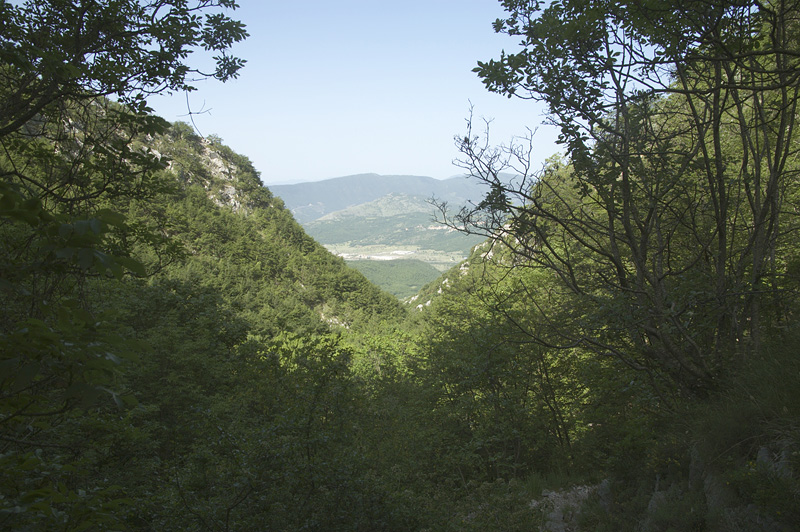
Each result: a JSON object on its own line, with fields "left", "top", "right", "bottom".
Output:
{"left": 0, "top": 2, "right": 247, "bottom": 526}
{"left": 461, "top": 0, "right": 800, "bottom": 397}
{"left": 0, "top": 0, "right": 248, "bottom": 123}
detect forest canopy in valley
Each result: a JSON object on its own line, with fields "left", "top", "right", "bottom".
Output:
{"left": 1, "top": 1, "right": 800, "bottom": 530}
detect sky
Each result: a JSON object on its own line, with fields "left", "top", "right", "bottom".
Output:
{"left": 147, "top": 0, "right": 561, "bottom": 185}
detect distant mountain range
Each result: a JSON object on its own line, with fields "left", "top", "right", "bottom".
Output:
{"left": 270, "top": 173, "right": 488, "bottom": 223}
{"left": 269, "top": 173, "right": 490, "bottom": 298}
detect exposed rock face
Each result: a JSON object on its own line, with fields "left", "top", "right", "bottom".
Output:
{"left": 199, "top": 140, "right": 247, "bottom": 212}
{"left": 158, "top": 129, "right": 262, "bottom": 214}
{"left": 530, "top": 484, "right": 598, "bottom": 532}
{"left": 212, "top": 183, "right": 242, "bottom": 212}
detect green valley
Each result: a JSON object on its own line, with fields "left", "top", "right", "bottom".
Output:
{"left": 274, "top": 185, "right": 486, "bottom": 297}
{"left": 347, "top": 258, "right": 442, "bottom": 298}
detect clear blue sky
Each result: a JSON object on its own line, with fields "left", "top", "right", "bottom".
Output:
{"left": 148, "top": 0, "right": 560, "bottom": 185}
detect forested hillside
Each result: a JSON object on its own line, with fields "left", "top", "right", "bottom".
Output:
{"left": 3, "top": 1, "right": 800, "bottom": 531}
{"left": 0, "top": 82, "right": 409, "bottom": 532}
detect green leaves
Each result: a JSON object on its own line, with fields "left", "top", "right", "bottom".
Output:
{"left": 0, "top": 451, "right": 132, "bottom": 530}
{"left": 28, "top": 209, "right": 147, "bottom": 280}
{"left": 460, "top": 0, "right": 800, "bottom": 398}
{"left": 0, "top": 183, "right": 50, "bottom": 227}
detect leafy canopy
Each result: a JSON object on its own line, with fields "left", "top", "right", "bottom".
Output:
{"left": 437, "top": 0, "right": 800, "bottom": 397}
{"left": 0, "top": 0, "right": 247, "bottom": 136}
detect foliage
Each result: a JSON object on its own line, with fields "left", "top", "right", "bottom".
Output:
{"left": 3, "top": 0, "right": 800, "bottom": 529}
{"left": 407, "top": 250, "right": 579, "bottom": 482}
{"left": 422, "top": 0, "right": 800, "bottom": 527}
{"left": 0, "top": 0, "right": 246, "bottom": 130}
{"left": 444, "top": 479, "right": 545, "bottom": 532}
{"left": 2, "top": 97, "right": 417, "bottom": 527}
{"left": 1, "top": 1, "right": 245, "bottom": 527}
{"left": 438, "top": 0, "right": 800, "bottom": 399}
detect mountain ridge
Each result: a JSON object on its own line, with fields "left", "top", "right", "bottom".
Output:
{"left": 270, "top": 173, "right": 488, "bottom": 223}
{"left": 314, "top": 192, "right": 434, "bottom": 221}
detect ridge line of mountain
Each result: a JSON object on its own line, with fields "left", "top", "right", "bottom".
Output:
{"left": 269, "top": 173, "right": 488, "bottom": 223}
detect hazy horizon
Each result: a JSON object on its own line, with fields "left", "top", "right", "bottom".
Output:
{"left": 266, "top": 171, "right": 472, "bottom": 187}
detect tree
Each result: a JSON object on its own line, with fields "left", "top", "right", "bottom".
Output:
{"left": 439, "top": 0, "right": 800, "bottom": 397}
{"left": 0, "top": 0, "right": 248, "bottom": 292}
{"left": 0, "top": 0, "right": 246, "bottom": 134}
{"left": 0, "top": 1, "right": 247, "bottom": 527}
{"left": 415, "top": 257, "right": 585, "bottom": 481}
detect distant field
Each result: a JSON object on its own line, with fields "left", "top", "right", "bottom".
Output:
{"left": 347, "top": 259, "right": 443, "bottom": 299}
{"left": 306, "top": 212, "right": 484, "bottom": 253}
{"left": 324, "top": 244, "right": 470, "bottom": 271}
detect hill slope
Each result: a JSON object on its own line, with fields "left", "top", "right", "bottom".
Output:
{"left": 1, "top": 115, "right": 409, "bottom": 530}
{"left": 146, "top": 123, "right": 405, "bottom": 330}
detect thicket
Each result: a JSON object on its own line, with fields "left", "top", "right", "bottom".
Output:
{"left": 2, "top": 0, "right": 800, "bottom": 530}
{"left": 429, "top": 0, "right": 800, "bottom": 527}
